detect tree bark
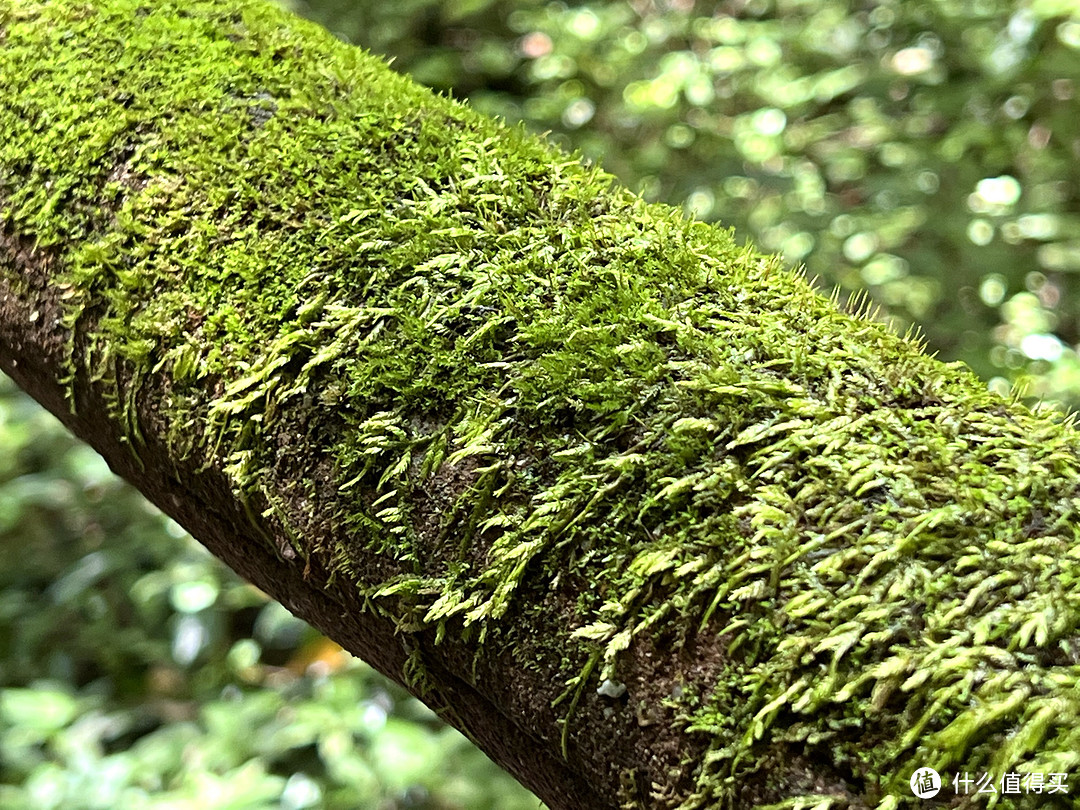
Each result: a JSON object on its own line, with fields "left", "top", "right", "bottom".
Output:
{"left": 2, "top": 2, "right": 1079, "bottom": 808}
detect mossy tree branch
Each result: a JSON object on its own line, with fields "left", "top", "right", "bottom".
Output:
{"left": 2, "top": 2, "right": 1080, "bottom": 808}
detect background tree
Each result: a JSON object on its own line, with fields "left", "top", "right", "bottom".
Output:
{"left": 1, "top": 1, "right": 1079, "bottom": 808}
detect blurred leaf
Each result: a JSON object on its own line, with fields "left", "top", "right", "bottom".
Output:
{"left": 0, "top": 687, "right": 78, "bottom": 734}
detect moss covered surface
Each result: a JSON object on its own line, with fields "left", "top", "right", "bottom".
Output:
{"left": 2, "top": 1, "right": 1080, "bottom": 807}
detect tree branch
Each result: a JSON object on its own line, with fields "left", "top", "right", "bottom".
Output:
{"left": 2, "top": 2, "right": 1079, "bottom": 807}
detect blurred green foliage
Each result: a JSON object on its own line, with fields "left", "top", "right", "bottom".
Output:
{"left": 3, "top": 0, "right": 1080, "bottom": 807}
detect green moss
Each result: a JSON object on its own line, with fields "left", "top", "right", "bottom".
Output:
{"left": 3, "top": 1, "right": 1080, "bottom": 807}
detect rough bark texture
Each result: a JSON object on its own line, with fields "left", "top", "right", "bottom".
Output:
{"left": 2, "top": 2, "right": 1079, "bottom": 808}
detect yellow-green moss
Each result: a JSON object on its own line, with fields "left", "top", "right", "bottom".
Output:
{"left": 3, "top": 1, "right": 1080, "bottom": 807}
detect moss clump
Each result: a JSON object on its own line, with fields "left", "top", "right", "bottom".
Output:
{"left": 3, "top": 1, "right": 1080, "bottom": 807}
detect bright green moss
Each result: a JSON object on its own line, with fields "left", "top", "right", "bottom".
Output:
{"left": 3, "top": 1, "right": 1080, "bottom": 807}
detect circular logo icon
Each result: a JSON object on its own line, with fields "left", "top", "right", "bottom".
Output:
{"left": 910, "top": 767, "right": 941, "bottom": 798}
